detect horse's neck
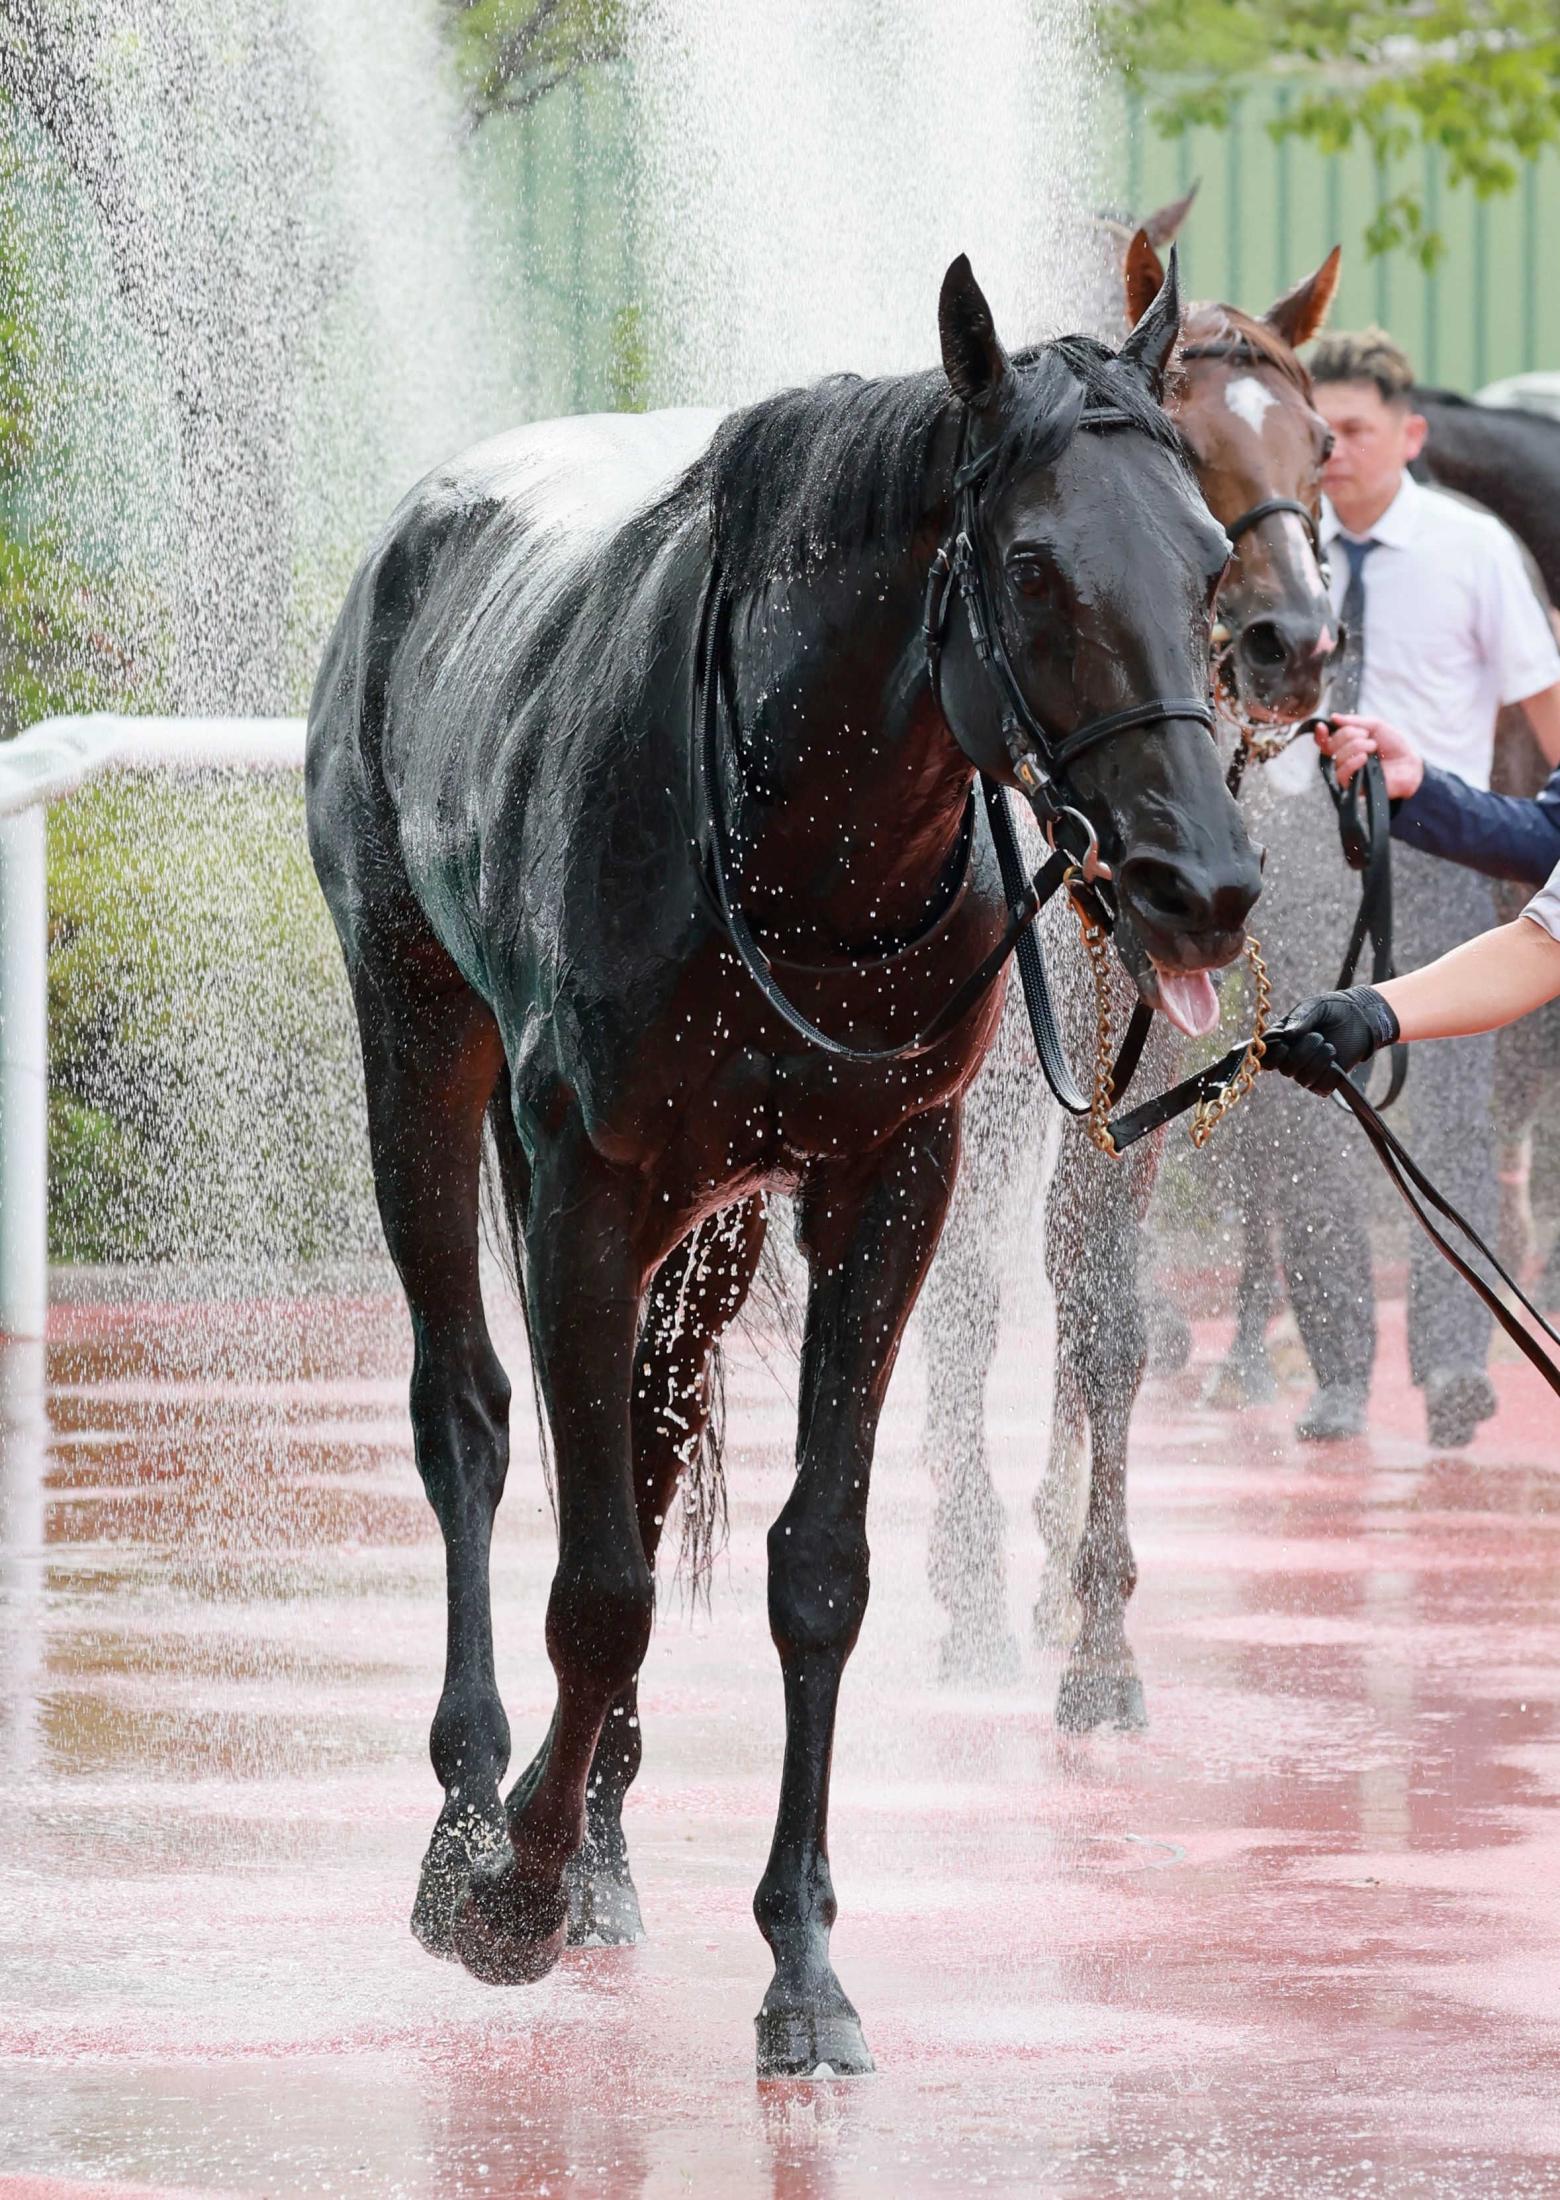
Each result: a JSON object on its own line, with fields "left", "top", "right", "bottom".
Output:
{"left": 727, "top": 561, "right": 972, "bottom": 950}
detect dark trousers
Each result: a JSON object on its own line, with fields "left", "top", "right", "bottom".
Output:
{"left": 1391, "top": 843, "right": 1498, "bottom": 1382}
{"left": 1239, "top": 768, "right": 1379, "bottom": 1391}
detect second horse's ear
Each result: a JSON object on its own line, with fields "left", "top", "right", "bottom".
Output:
{"left": 1120, "top": 241, "right": 1183, "bottom": 396}
{"left": 1264, "top": 246, "right": 1342, "bottom": 351}
{"left": 939, "top": 254, "right": 1012, "bottom": 408}
{"left": 1123, "top": 226, "right": 1166, "bottom": 328}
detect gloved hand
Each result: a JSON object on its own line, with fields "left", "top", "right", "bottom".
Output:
{"left": 1261, "top": 985, "right": 1401, "bottom": 1093}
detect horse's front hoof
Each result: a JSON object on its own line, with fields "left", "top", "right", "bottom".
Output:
{"left": 1056, "top": 1660, "right": 1148, "bottom": 1735}
{"left": 449, "top": 1860, "right": 569, "bottom": 1985}
{"left": 756, "top": 2007, "right": 875, "bottom": 2079}
{"left": 411, "top": 1804, "right": 509, "bottom": 1959}
{"left": 564, "top": 1849, "right": 645, "bottom": 1946}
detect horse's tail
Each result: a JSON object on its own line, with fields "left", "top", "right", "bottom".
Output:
{"left": 478, "top": 1080, "right": 746, "bottom": 1597}
{"left": 480, "top": 1070, "right": 555, "bottom": 1511}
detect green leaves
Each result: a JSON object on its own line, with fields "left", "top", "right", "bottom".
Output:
{"left": 442, "top": 0, "right": 624, "bottom": 127}
{"left": 1106, "top": 0, "right": 1560, "bottom": 261}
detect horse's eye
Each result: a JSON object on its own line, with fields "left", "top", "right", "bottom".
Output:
{"left": 1007, "top": 553, "right": 1055, "bottom": 599}
{"left": 1319, "top": 429, "right": 1337, "bottom": 463}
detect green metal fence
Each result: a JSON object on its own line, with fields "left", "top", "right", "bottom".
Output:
{"left": 1120, "top": 84, "right": 1560, "bottom": 391}
{"left": 491, "top": 68, "right": 1560, "bottom": 414}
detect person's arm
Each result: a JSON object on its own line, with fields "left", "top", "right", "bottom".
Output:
{"left": 1314, "top": 714, "right": 1560, "bottom": 887}
{"left": 1379, "top": 916, "right": 1560, "bottom": 1041}
{"left": 1262, "top": 908, "right": 1560, "bottom": 1091}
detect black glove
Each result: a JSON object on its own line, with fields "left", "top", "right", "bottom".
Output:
{"left": 1261, "top": 985, "right": 1401, "bottom": 1093}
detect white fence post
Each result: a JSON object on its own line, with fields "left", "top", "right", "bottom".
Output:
{"left": 0, "top": 715, "right": 308, "bottom": 1341}
{"left": 0, "top": 809, "right": 47, "bottom": 1338}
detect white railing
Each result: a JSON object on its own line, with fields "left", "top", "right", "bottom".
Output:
{"left": 0, "top": 716, "right": 308, "bottom": 1336}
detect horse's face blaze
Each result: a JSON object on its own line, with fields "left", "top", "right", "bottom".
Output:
{"left": 984, "top": 427, "right": 1262, "bottom": 1008}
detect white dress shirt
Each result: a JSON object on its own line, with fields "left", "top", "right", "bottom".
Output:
{"left": 1320, "top": 474, "right": 1560, "bottom": 791}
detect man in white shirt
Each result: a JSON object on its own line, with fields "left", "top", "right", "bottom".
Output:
{"left": 1308, "top": 329, "right": 1560, "bottom": 1444}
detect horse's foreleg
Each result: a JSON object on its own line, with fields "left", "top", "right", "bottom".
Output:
{"left": 1050, "top": 1142, "right": 1149, "bottom": 1734}
{"left": 549, "top": 1196, "right": 768, "bottom": 1945}
{"left": 755, "top": 1106, "right": 959, "bottom": 2078}
{"left": 351, "top": 955, "right": 514, "bottom": 1957}
{"left": 451, "top": 1135, "right": 652, "bottom": 1988}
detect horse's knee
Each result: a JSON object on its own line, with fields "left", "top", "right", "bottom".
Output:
{"left": 1067, "top": 1298, "right": 1147, "bottom": 1401}
{"left": 767, "top": 1513, "right": 869, "bottom": 1661}
{"left": 545, "top": 1541, "right": 654, "bottom": 1694}
{"left": 410, "top": 1332, "right": 512, "bottom": 1513}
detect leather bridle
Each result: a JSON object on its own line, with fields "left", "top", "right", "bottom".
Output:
{"left": 697, "top": 398, "right": 1218, "bottom": 1128}
{"left": 923, "top": 411, "right": 1215, "bottom": 847}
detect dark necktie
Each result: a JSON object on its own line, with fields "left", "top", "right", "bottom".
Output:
{"left": 1329, "top": 535, "right": 1378, "bottom": 713}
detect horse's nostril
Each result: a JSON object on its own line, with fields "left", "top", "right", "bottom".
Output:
{"left": 1241, "top": 618, "right": 1290, "bottom": 671}
{"left": 1121, "top": 855, "right": 1203, "bottom": 930}
{"left": 1121, "top": 853, "right": 1261, "bottom": 941}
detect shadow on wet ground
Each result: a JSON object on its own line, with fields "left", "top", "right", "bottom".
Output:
{"left": 1, "top": 1277, "right": 1557, "bottom": 2198}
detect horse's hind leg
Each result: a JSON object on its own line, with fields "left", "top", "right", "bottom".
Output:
{"left": 350, "top": 950, "right": 514, "bottom": 1955}
{"left": 451, "top": 1131, "right": 654, "bottom": 1987}
{"left": 755, "top": 1107, "right": 958, "bottom": 2078}
{"left": 521, "top": 1197, "right": 767, "bottom": 1944}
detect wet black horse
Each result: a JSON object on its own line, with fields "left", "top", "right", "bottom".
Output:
{"left": 306, "top": 256, "right": 1259, "bottom": 2076}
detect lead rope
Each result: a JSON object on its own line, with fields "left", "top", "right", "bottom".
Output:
{"left": 1067, "top": 867, "right": 1271, "bottom": 1158}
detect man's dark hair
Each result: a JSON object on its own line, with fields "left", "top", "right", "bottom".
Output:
{"left": 1308, "top": 326, "right": 1416, "bottom": 406}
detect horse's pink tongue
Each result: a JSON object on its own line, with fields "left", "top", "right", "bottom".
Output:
{"left": 1153, "top": 965, "right": 1220, "bottom": 1039}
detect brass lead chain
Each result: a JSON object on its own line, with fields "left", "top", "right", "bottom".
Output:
{"left": 1189, "top": 934, "right": 1270, "bottom": 1150}
{"left": 1065, "top": 874, "right": 1271, "bottom": 1159}
{"left": 1066, "top": 873, "right": 1124, "bottom": 1158}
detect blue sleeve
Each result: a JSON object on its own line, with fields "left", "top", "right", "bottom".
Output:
{"left": 1390, "top": 762, "right": 1560, "bottom": 887}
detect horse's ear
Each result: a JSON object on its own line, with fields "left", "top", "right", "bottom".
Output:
{"left": 1263, "top": 245, "right": 1342, "bottom": 351}
{"left": 939, "top": 254, "right": 1012, "bottom": 407}
{"left": 1119, "top": 241, "right": 1182, "bottom": 396}
{"left": 1123, "top": 227, "right": 1166, "bottom": 328}
{"left": 1142, "top": 179, "right": 1198, "bottom": 249}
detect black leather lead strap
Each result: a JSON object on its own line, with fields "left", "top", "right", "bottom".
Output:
{"left": 1323, "top": 749, "right": 1409, "bottom": 1107}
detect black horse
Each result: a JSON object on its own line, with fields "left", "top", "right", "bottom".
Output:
{"left": 306, "top": 255, "right": 1259, "bottom": 2077}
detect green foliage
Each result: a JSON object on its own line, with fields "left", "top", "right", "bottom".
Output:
{"left": 607, "top": 301, "right": 649, "bottom": 412}
{"left": 442, "top": 0, "right": 623, "bottom": 126}
{"left": 46, "top": 777, "right": 373, "bottom": 1265}
{"left": 1104, "top": 0, "right": 1560, "bottom": 263}
{"left": 0, "top": 113, "right": 145, "bottom": 737}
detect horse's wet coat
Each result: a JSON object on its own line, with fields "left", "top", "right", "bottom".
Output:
{"left": 307, "top": 264, "right": 1258, "bottom": 2072}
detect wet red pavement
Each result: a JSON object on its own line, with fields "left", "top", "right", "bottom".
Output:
{"left": 1, "top": 1276, "right": 1558, "bottom": 2198}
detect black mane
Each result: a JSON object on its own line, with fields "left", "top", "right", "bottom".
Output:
{"left": 665, "top": 334, "right": 1189, "bottom": 597}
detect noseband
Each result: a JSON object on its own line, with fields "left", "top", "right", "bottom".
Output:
{"left": 1223, "top": 494, "right": 1326, "bottom": 569}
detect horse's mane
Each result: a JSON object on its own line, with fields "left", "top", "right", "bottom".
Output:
{"left": 662, "top": 334, "right": 1190, "bottom": 598}
{"left": 1174, "top": 302, "right": 1312, "bottom": 400}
